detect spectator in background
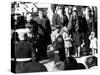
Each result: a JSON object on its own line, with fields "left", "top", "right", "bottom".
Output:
{"left": 52, "top": 6, "right": 69, "bottom": 28}
{"left": 42, "top": 11, "right": 52, "bottom": 47}
{"left": 11, "top": 14, "right": 19, "bottom": 30}
{"left": 34, "top": 11, "right": 51, "bottom": 61}
{"left": 84, "top": 7, "right": 93, "bottom": 50}
{"left": 78, "top": 7, "right": 90, "bottom": 55}
{"left": 11, "top": 14, "right": 26, "bottom": 30}
{"left": 71, "top": 7, "right": 79, "bottom": 35}
{"left": 72, "top": 24, "right": 84, "bottom": 57}
{"left": 66, "top": 6, "right": 73, "bottom": 34}
{"left": 47, "top": 7, "right": 54, "bottom": 25}
{"left": 68, "top": 7, "right": 80, "bottom": 57}
{"left": 85, "top": 7, "right": 93, "bottom": 33}
{"left": 18, "top": 14, "right": 26, "bottom": 28}
{"left": 65, "top": 7, "right": 70, "bottom": 20}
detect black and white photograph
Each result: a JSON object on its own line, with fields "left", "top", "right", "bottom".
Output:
{"left": 11, "top": 0, "right": 98, "bottom": 73}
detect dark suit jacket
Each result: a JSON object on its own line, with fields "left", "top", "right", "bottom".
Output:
{"left": 34, "top": 17, "right": 45, "bottom": 36}
{"left": 78, "top": 16, "right": 88, "bottom": 34}
{"left": 52, "top": 13, "right": 62, "bottom": 27}
{"left": 62, "top": 15, "right": 69, "bottom": 27}
{"left": 52, "top": 13, "right": 69, "bottom": 27}
{"left": 34, "top": 17, "right": 51, "bottom": 45}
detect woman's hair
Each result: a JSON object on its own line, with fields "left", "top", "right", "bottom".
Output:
{"left": 91, "top": 31, "right": 95, "bottom": 36}
{"left": 85, "top": 56, "right": 97, "bottom": 68}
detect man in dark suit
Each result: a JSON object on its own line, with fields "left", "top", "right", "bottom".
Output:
{"left": 52, "top": 6, "right": 69, "bottom": 28}
{"left": 34, "top": 11, "right": 52, "bottom": 62}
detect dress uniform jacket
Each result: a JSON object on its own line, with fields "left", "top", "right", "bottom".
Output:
{"left": 15, "top": 41, "right": 34, "bottom": 58}
{"left": 12, "top": 40, "right": 47, "bottom": 73}
{"left": 14, "top": 40, "right": 34, "bottom": 73}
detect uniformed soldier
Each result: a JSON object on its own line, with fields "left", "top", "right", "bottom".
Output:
{"left": 11, "top": 31, "right": 47, "bottom": 73}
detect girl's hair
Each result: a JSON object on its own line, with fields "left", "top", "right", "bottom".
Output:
{"left": 91, "top": 31, "right": 95, "bottom": 35}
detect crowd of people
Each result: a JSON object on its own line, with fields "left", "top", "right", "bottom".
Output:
{"left": 11, "top": 4, "right": 98, "bottom": 73}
